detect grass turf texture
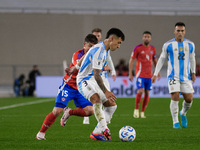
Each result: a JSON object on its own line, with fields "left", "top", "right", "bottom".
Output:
{"left": 0, "top": 97, "right": 200, "bottom": 150}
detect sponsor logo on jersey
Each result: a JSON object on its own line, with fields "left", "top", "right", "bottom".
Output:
{"left": 174, "top": 48, "right": 178, "bottom": 51}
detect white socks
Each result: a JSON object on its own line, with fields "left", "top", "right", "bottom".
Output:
{"left": 103, "top": 105, "right": 117, "bottom": 124}
{"left": 170, "top": 100, "right": 193, "bottom": 124}
{"left": 93, "top": 103, "right": 107, "bottom": 133}
{"left": 180, "top": 100, "right": 192, "bottom": 116}
{"left": 170, "top": 100, "right": 179, "bottom": 124}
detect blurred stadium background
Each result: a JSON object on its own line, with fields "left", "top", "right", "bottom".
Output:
{"left": 0, "top": 0, "right": 200, "bottom": 97}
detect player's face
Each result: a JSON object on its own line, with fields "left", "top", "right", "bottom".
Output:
{"left": 109, "top": 36, "right": 123, "bottom": 51}
{"left": 174, "top": 26, "right": 186, "bottom": 42}
{"left": 83, "top": 42, "right": 95, "bottom": 53}
{"left": 142, "top": 34, "right": 151, "bottom": 46}
{"left": 92, "top": 32, "right": 102, "bottom": 43}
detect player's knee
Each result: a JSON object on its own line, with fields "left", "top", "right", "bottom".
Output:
{"left": 85, "top": 106, "right": 94, "bottom": 116}
{"left": 52, "top": 107, "right": 63, "bottom": 117}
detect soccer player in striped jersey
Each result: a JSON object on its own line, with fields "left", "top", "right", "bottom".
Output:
{"left": 152, "top": 22, "right": 196, "bottom": 129}
{"left": 77, "top": 28, "right": 125, "bottom": 141}
{"left": 129, "top": 31, "right": 161, "bottom": 118}
{"left": 36, "top": 34, "right": 98, "bottom": 140}
{"left": 83, "top": 28, "right": 117, "bottom": 124}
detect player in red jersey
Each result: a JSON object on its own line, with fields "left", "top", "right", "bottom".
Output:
{"left": 36, "top": 34, "right": 98, "bottom": 140}
{"left": 129, "top": 31, "right": 161, "bottom": 118}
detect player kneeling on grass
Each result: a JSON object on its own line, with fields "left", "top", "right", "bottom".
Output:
{"left": 36, "top": 34, "right": 98, "bottom": 140}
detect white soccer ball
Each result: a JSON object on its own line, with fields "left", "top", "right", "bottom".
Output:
{"left": 119, "top": 126, "right": 136, "bottom": 142}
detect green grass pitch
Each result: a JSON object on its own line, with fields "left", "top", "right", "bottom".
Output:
{"left": 0, "top": 97, "right": 200, "bottom": 150}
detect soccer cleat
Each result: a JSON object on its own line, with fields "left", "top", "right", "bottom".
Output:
{"left": 173, "top": 122, "right": 182, "bottom": 129}
{"left": 133, "top": 109, "right": 139, "bottom": 118}
{"left": 103, "top": 128, "right": 111, "bottom": 141}
{"left": 90, "top": 132, "right": 107, "bottom": 141}
{"left": 140, "top": 112, "right": 146, "bottom": 118}
{"left": 36, "top": 132, "right": 46, "bottom": 140}
{"left": 60, "top": 107, "right": 71, "bottom": 127}
{"left": 180, "top": 111, "right": 187, "bottom": 128}
{"left": 83, "top": 117, "right": 90, "bottom": 124}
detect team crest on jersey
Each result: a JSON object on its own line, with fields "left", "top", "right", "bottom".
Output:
{"left": 174, "top": 48, "right": 178, "bottom": 51}
{"left": 61, "top": 97, "right": 66, "bottom": 102}
{"left": 150, "top": 50, "right": 153, "bottom": 54}
{"left": 179, "top": 47, "right": 183, "bottom": 51}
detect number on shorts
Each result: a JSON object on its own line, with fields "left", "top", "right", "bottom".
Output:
{"left": 83, "top": 81, "right": 88, "bottom": 87}
{"left": 169, "top": 79, "right": 176, "bottom": 85}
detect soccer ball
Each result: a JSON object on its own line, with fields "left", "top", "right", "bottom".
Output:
{"left": 119, "top": 126, "right": 136, "bottom": 142}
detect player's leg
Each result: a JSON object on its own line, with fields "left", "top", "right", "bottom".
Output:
{"left": 141, "top": 78, "right": 152, "bottom": 118}
{"left": 179, "top": 80, "right": 194, "bottom": 128}
{"left": 36, "top": 107, "right": 64, "bottom": 140}
{"left": 170, "top": 92, "right": 181, "bottom": 128}
{"left": 134, "top": 77, "right": 145, "bottom": 118}
{"left": 141, "top": 90, "right": 150, "bottom": 118}
{"left": 61, "top": 90, "right": 94, "bottom": 127}
{"left": 103, "top": 100, "right": 117, "bottom": 124}
{"left": 36, "top": 80, "right": 69, "bottom": 140}
{"left": 78, "top": 80, "right": 108, "bottom": 141}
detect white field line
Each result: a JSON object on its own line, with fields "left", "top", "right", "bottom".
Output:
{"left": 0, "top": 99, "right": 54, "bottom": 110}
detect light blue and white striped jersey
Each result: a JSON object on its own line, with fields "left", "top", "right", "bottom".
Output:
{"left": 77, "top": 41, "right": 108, "bottom": 84}
{"left": 160, "top": 38, "right": 195, "bottom": 81}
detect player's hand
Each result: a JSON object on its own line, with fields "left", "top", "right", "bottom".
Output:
{"left": 103, "top": 66, "right": 112, "bottom": 72}
{"left": 105, "top": 90, "right": 117, "bottom": 102}
{"left": 112, "top": 75, "right": 116, "bottom": 81}
{"left": 157, "top": 73, "right": 161, "bottom": 81}
{"left": 129, "top": 74, "right": 134, "bottom": 82}
{"left": 191, "top": 73, "right": 196, "bottom": 84}
{"left": 151, "top": 75, "right": 157, "bottom": 83}
{"left": 65, "top": 66, "right": 77, "bottom": 75}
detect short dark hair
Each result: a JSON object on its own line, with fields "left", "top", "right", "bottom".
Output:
{"left": 92, "top": 28, "right": 102, "bottom": 33}
{"left": 143, "top": 31, "right": 152, "bottom": 35}
{"left": 106, "top": 28, "right": 125, "bottom": 41}
{"left": 84, "top": 34, "right": 98, "bottom": 44}
{"left": 175, "top": 22, "right": 185, "bottom": 27}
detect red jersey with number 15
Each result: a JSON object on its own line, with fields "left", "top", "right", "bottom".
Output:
{"left": 64, "top": 49, "right": 85, "bottom": 90}
{"left": 131, "top": 44, "right": 156, "bottom": 78}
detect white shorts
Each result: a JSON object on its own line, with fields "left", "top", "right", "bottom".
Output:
{"left": 78, "top": 79, "right": 110, "bottom": 104}
{"left": 168, "top": 79, "right": 194, "bottom": 93}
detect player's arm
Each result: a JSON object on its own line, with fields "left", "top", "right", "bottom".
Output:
{"left": 153, "top": 57, "right": 161, "bottom": 81}
{"left": 65, "top": 54, "right": 86, "bottom": 75}
{"left": 94, "top": 69, "right": 116, "bottom": 101}
{"left": 128, "top": 57, "right": 135, "bottom": 82}
{"left": 107, "top": 53, "right": 116, "bottom": 81}
{"left": 152, "top": 45, "right": 167, "bottom": 83}
{"left": 190, "top": 43, "right": 196, "bottom": 84}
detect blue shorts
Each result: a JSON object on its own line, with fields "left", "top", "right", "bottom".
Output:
{"left": 136, "top": 77, "right": 152, "bottom": 90}
{"left": 55, "top": 80, "right": 93, "bottom": 109}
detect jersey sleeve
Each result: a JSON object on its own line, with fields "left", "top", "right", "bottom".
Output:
{"left": 153, "top": 47, "right": 157, "bottom": 59}
{"left": 93, "top": 48, "right": 104, "bottom": 70}
{"left": 131, "top": 47, "right": 138, "bottom": 59}
{"left": 71, "top": 51, "right": 79, "bottom": 66}
{"left": 107, "top": 51, "right": 116, "bottom": 75}
{"left": 190, "top": 42, "right": 196, "bottom": 73}
{"left": 153, "top": 43, "right": 167, "bottom": 76}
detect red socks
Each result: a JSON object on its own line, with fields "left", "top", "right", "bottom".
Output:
{"left": 69, "top": 108, "right": 87, "bottom": 117}
{"left": 40, "top": 112, "right": 57, "bottom": 133}
{"left": 142, "top": 95, "right": 149, "bottom": 112}
{"left": 135, "top": 93, "right": 142, "bottom": 109}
